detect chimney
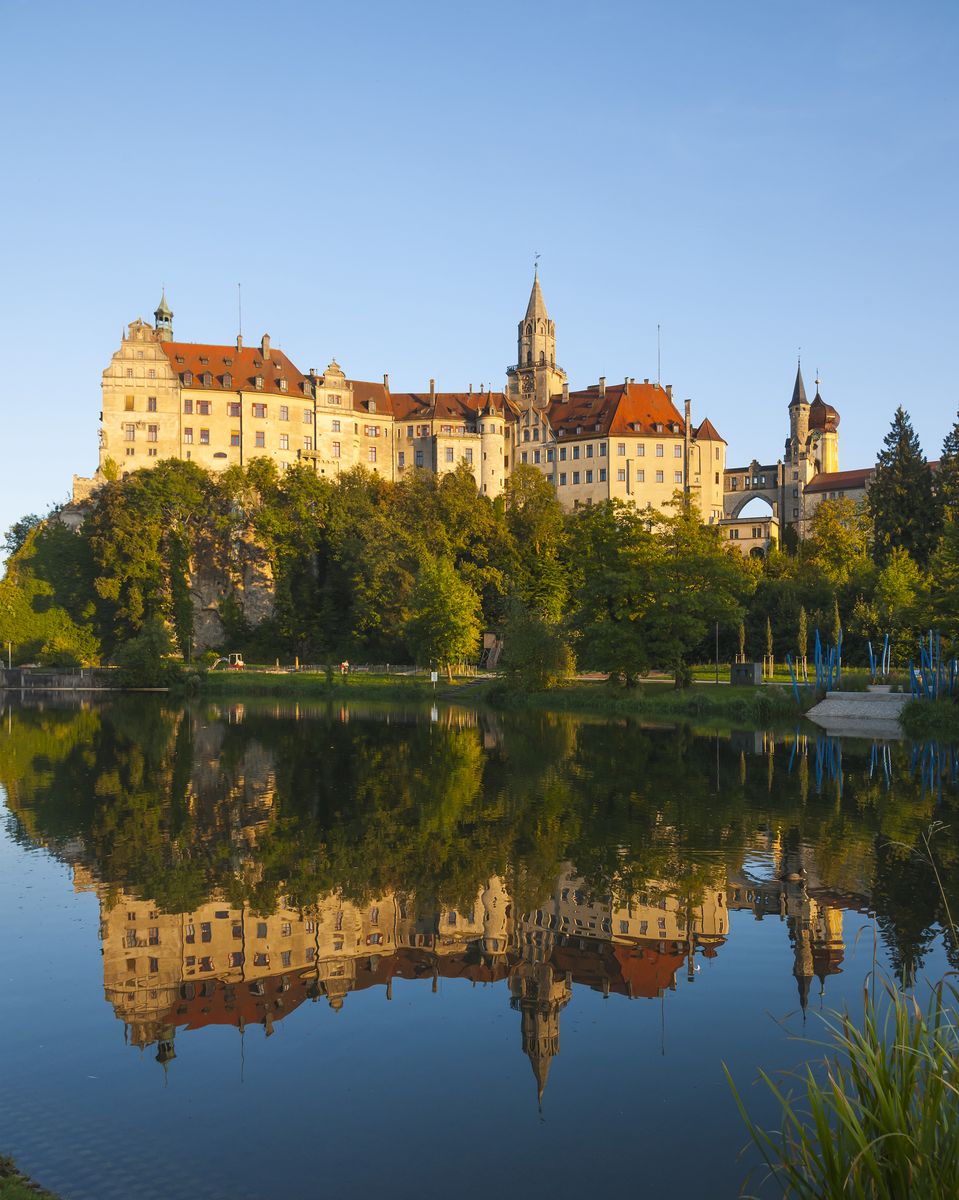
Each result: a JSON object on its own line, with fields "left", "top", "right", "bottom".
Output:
{"left": 665, "top": 384, "right": 673, "bottom": 399}
{"left": 598, "top": 376, "right": 606, "bottom": 398}
{"left": 562, "top": 381, "right": 569, "bottom": 400}
{"left": 468, "top": 383, "right": 473, "bottom": 394}
{"left": 480, "top": 383, "right": 484, "bottom": 394}
{"left": 383, "top": 373, "right": 389, "bottom": 389}
{"left": 261, "top": 334, "right": 271, "bottom": 360}
{"left": 429, "top": 377, "right": 435, "bottom": 399}
{"left": 644, "top": 377, "right": 649, "bottom": 384}
{"left": 236, "top": 334, "right": 243, "bottom": 350}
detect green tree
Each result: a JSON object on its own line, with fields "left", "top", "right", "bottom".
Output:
{"left": 798, "top": 605, "right": 808, "bottom": 660}
{"left": 405, "top": 553, "right": 481, "bottom": 680}
{"left": 499, "top": 598, "right": 574, "bottom": 692}
{"left": 804, "top": 497, "right": 871, "bottom": 586}
{"left": 869, "top": 407, "right": 940, "bottom": 567}
{"left": 937, "top": 410, "right": 959, "bottom": 517}
{"left": 504, "top": 465, "right": 568, "bottom": 622}
{"left": 2, "top": 513, "right": 43, "bottom": 559}
{"left": 925, "top": 516, "right": 959, "bottom": 648}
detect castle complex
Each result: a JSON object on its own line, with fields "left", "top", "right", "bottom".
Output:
{"left": 78, "top": 275, "right": 856, "bottom": 554}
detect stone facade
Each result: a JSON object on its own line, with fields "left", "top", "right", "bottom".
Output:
{"left": 80, "top": 277, "right": 729, "bottom": 520}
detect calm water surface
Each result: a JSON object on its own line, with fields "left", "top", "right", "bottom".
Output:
{"left": 1, "top": 697, "right": 957, "bottom": 1199}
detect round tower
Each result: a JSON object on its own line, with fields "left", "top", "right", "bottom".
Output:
{"left": 479, "top": 399, "right": 505, "bottom": 497}
{"left": 787, "top": 361, "right": 809, "bottom": 463}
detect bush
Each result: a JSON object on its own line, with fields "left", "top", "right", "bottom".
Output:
{"left": 113, "top": 618, "right": 183, "bottom": 688}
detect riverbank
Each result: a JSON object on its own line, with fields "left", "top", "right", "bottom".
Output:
{"left": 0, "top": 1157, "right": 58, "bottom": 1200}
{"left": 900, "top": 698, "right": 959, "bottom": 738}
{"left": 201, "top": 670, "right": 812, "bottom": 727}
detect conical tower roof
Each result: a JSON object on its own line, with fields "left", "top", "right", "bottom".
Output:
{"left": 154, "top": 288, "right": 173, "bottom": 320}
{"left": 789, "top": 362, "right": 807, "bottom": 408}
{"left": 525, "top": 270, "right": 549, "bottom": 322}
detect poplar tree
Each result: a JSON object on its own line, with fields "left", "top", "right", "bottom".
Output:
{"left": 868, "top": 407, "right": 940, "bottom": 567}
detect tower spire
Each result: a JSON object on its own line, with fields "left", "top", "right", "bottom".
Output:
{"left": 789, "top": 361, "right": 808, "bottom": 408}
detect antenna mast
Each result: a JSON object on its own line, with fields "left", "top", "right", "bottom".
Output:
{"left": 657, "top": 323, "right": 661, "bottom": 385}
{"left": 237, "top": 283, "right": 243, "bottom": 340}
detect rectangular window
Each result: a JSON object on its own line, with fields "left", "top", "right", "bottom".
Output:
{"left": 148, "top": 368, "right": 155, "bottom": 379}
{"left": 674, "top": 471, "right": 683, "bottom": 483}
{"left": 617, "top": 468, "right": 626, "bottom": 481}
{"left": 674, "top": 444, "right": 683, "bottom": 458}
{"left": 559, "top": 472, "right": 567, "bottom": 485}
{"left": 200, "top": 922, "right": 212, "bottom": 943}
{"left": 331, "top": 441, "right": 341, "bottom": 458}
{"left": 546, "top": 448, "right": 554, "bottom": 462}
{"left": 599, "top": 467, "right": 607, "bottom": 482}
{"left": 331, "top": 419, "right": 340, "bottom": 432}
{"left": 228, "top": 402, "right": 241, "bottom": 418}
{"left": 199, "top": 428, "right": 210, "bottom": 445}
{"left": 532, "top": 428, "right": 539, "bottom": 442}
{"left": 572, "top": 471, "right": 581, "bottom": 484}
{"left": 415, "top": 450, "right": 424, "bottom": 467}
{"left": 656, "top": 469, "right": 664, "bottom": 483}
{"left": 279, "top": 434, "right": 289, "bottom": 450}
{"left": 255, "top": 431, "right": 265, "bottom": 448}
{"left": 279, "top": 405, "right": 289, "bottom": 421}
{"left": 572, "top": 446, "right": 580, "bottom": 460}
{"left": 147, "top": 396, "right": 157, "bottom": 412}
{"left": 585, "top": 469, "right": 593, "bottom": 483}
{"left": 230, "top": 431, "right": 240, "bottom": 446}
{"left": 398, "top": 451, "right": 405, "bottom": 468}
{"left": 253, "top": 403, "right": 266, "bottom": 419}
{"left": 197, "top": 400, "right": 211, "bottom": 416}
{"left": 407, "top": 425, "right": 414, "bottom": 437}
{"left": 256, "top": 922, "right": 268, "bottom": 939}
{"left": 599, "top": 442, "right": 607, "bottom": 456}
{"left": 126, "top": 367, "right": 133, "bottom": 378}
{"left": 124, "top": 395, "right": 135, "bottom": 411}
{"left": 146, "top": 424, "right": 158, "bottom": 442}
{"left": 637, "top": 444, "right": 645, "bottom": 457}
{"left": 533, "top": 449, "right": 540, "bottom": 464}
{"left": 368, "top": 446, "right": 376, "bottom": 463}
{"left": 124, "top": 423, "right": 135, "bottom": 441}
{"left": 586, "top": 444, "right": 593, "bottom": 458}
{"left": 617, "top": 443, "right": 626, "bottom": 456}
{"left": 183, "top": 398, "right": 193, "bottom": 414}
{"left": 184, "top": 427, "right": 193, "bottom": 444}
{"left": 656, "top": 444, "right": 664, "bottom": 457}
{"left": 230, "top": 952, "right": 244, "bottom": 968}
{"left": 281, "top": 950, "right": 292, "bottom": 967}
{"left": 445, "top": 446, "right": 454, "bottom": 463}
{"left": 304, "top": 435, "right": 313, "bottom": 451}
{"left": 560, "top": 447, "right": 567, "bottom": 461}
{"left": 637, "top": 468, "right": 645, "bottom": 482}
{"left": 521, "top": 451, "right": 528, "bottom": 464}
{"left": 465, "top": 448, "right": 473, "bottom": 464}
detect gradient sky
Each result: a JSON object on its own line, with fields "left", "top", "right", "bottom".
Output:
{"left": 1, "top": 0, "right": 957, "bottom": 550}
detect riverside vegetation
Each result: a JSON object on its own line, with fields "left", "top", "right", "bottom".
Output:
{"left": 2, "top": 405, "right": 959, "bottom": 714}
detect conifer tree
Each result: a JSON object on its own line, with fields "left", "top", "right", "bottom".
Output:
{"left": 797, "top": 605, "right": 808, "bottom": 660}
{"left": 868, "top": 407, "right": 940, "bottom": 567}
{"left": 937, "top": 410, "right": 959, "bottom": 517}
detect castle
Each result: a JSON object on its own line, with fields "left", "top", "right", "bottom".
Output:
{"left": 77, "top": 275, "right": 854, "bottom": 555}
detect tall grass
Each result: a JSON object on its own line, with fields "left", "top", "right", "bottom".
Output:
{"left": 727, "top": 979, "right": 959, "bottom": 1198}
{"left": 728, "top": 826, "right": 959, "bottom": 1198}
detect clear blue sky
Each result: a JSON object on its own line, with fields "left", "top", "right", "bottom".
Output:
{"left": 1, "top": 0, "right": 957, "bottom": 548}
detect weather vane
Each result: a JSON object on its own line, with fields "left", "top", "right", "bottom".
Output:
{"left": 534, "top": 251, "right": 540, "bottom": 276}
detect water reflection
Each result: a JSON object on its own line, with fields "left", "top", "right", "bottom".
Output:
{"left": 2, "top": 696, "right": 957, "bottom": 1102}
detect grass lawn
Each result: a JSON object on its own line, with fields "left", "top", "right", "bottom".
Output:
{"left": 0, "top": 1158, "right": 58, "bottom": 1200}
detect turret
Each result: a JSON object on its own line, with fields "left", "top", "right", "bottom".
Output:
{"left": 507, "top": 268, "right": 566, "bottom": 410}
{"left": 787, "top": 362, "right": 809, "bottom": 461}
{"left": 153, "top": 289, "right": 173, "bottom": 342}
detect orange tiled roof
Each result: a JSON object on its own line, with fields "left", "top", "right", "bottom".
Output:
{"left": 804, "top": 468, "right": 873, "bottom": 495}
{"left": 547, "top": 380, "right": 684, "bottom": 439}
{"left": 391, "top": 391, "right": 512, "bottom": 424}
{"left": 161, "top": 342, "right": 313, "bottom": 399}
{"left": 348, "top": 379, "right": 393, "bottom": 417}
{"left": 693, "top": 417, "right": 725, "bottom": 443}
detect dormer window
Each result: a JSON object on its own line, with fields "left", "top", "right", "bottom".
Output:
{"left": 255, "top": 376, "right": 264, "bottom": 390}
{"left": 576, "top": 426, "right": 582, "bottom": 435}
{"left": 369, "top": 399, "right": 376, "bottom": 414}
{"left": 183, "top": 370, "right": 192, "bottom": 386}
{"left": 202, "top": 372, "right": 212, "bottom": 387}
{"left": 223, "top": 373, "right": 232, "bottom": 389}
{"left": 223, "top": 357, "right": 233, "bottom": 367}
{"left": 278, "top": 378, "right": 287, "bottom": 392}
{"left": 253, "top": 359, "right": 262, "bottom": 368}
{"left": 199, "top": 356, "right": 209, "bottom": 365}
{"left": 175, "top": 355, "right": 184, "bottom": 365}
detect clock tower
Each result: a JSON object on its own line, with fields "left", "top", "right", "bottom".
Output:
{"left": 507, "top": 268, "right": 566, "bottom": 413}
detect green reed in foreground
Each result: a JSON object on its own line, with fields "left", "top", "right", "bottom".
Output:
{"left": 727, "top": 978, "right": 959, "bottom": 1199}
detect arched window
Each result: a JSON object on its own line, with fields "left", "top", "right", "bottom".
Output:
{"left": 525, "top": 323, "right": 532, "bottom": 336}
{"left": 526, "top": 351, "right": 531, "bottom": 365}
{"left": 539, "top": 350, "right": 545, "bottom": 364}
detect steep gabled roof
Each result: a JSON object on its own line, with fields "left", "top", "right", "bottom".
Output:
{"left": 349, "top": 379, "right": 393, "bottom": 417}
{"left": 160, "top": 342, "right": 312, "bottom": 398}
{"left": 546, "top": 380, "right": 685, "bottom": 439}
{"left": 804, "top": 468, "right": 873, "bottom": 495}
{"left": 391, "top": 391, "right": 511, "bottom": 424}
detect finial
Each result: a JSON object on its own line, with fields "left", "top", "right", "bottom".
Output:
{"left": 797, "top": 347, "right": 801, "bottom": 368}
{"left": 815, "top": 368, "right": 821, "bottom": 391}
{"left": 534, "top": 251, "right": 540, "bottom": 277}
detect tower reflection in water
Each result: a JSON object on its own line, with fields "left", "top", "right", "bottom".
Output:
{"left": 77, "top": 860, "right": 847, "bottom": 1100}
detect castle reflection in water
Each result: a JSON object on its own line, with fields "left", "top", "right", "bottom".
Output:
{"left": 75, "top": 855, "right": 846, "bottom": 1100}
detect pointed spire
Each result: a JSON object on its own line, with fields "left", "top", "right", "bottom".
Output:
{"left": 154, "top": 288, "right": 172, "bottom": 321}
{"left": 789, "top": 361, "right": 807, "bottom": 408}
{"left": 525, "top": 271, "right": 548, "bottom": 322}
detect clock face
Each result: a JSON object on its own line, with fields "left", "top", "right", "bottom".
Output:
{"left": 521, "top": 373, "right": 534, "bottom": 395}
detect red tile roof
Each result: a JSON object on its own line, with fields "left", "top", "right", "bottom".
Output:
{"left": 547, "top": 381, "right": 685, "bottom": 439}
{"left": 804, "top": 468, "right": 873, "bottom": 495}
{"left": 160, "top": 341, "right": 312, "bottom": 399}
{"left": 348, "top": 379, "right": 393, "bottom": 417}
{"left": 693, "top": 417, "right": 725, "bottom": 443}
{"left": 391, "top": 391, "right": 513, "bottom": 424}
